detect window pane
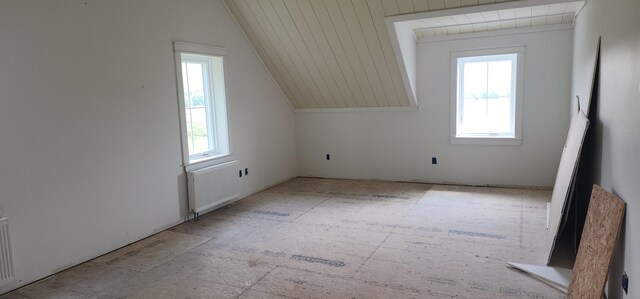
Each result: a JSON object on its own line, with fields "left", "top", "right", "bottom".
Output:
{"left": 186, "top": 106, "right": 209, "bottom": 154}
{"left": 182, "top": 60, "right": 211, "bottom": 155}
{"left": 457, "top": 54, "right": 515, "bottom": 137}
{"left": 178, "top": 49, "right": 230, "bottom": 162}
{"left": 185, "top": 63, "right": 205, "bottom": 108}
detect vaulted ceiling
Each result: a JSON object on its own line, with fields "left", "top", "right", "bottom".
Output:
{"left": 223, "top": 0, "right": 577, "bottom": 110}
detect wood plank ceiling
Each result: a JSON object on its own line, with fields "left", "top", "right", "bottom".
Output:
{"left": 407, "top": 2, "right": 583, "bottom": 40}
{"left": 224, "top": 0, "right": 518, "bottom": 109}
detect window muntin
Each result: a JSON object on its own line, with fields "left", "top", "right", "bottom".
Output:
{"left": 450, "top": 47, "right": 524, "bottom": 145}
{"left": 175, "top": 43, "right": 230, "bottom": 165}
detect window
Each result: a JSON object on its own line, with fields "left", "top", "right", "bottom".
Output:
{"left": 450, "top": 47, "right": 524, "bottom": 145}
{"left": 174, "top": 42, "right": 230, "bottom": 166}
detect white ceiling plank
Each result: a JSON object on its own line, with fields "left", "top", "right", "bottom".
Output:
{"left": 295, "top": 0, "right": 359, "bottom": 108}
{"left": 271, "top": 0, "right": 340, "bottom": 108}
{"left": 486, "top": 20, "right": 502, "bottom": 30}
{"left": 515, "top": 7, "right": 532, "bottom": 18}
{"left": 465, "top": 12, "right": 485, "bottom": 22}
{"left": 548, "top": 3, "right": 568, "bottom": 14}
{"left": 451, "top": 14, "right": 471, "bottom": 24}
{"left": 321, "top": 0, "right": 378, "bottom": 107}
{"left": 282, "top": 0, "right": 348, "bottom": 107}
{"left": 257, "top": 0, "right": 329, "bottom": 108}
{"left": 437, "top": 16, "right": 458, "bottom": 26}
{"left": 412, "top": 0, "right": 430, "bottom": 13}
{"left": 561, "top": 14, "right": 574, "bottom": 24}
{"left": 235, "top": 0, "right": 311, "bottom": 108}
{"left": 368, "top": 0, "right": 411, "bottom": 106}
{"left": 515, "top": 18, "right": 531, "bottom": 28}
{"left": 501, "top": 19, "right": 516, "bottom": 29}
{"left": 446, "top": 26, "right": 461, "bottom": 34}
{"left": 459, "top": 24, "right": 474, "bottom": 33}
{"left": 481, "top": 10, "right": 500, "bottom": 21}
{"left": 531, "top": 5, "right": 550, "bottom": 17}
{"left": 245, "top": 0, "right": 320, "bottom": 108}
{"left": 225, "top": 0, "right": 585, "bottom": 109}
{"left": 434, "top": 27, "right": 448, "bottom": 35}
{"left": 353, "top": 0, "right": 401, "bottom": 106}
{"left": 497, "top": 8, "right": 516, "bottom": 20}
{"left": 422, "top": 28, "right": 436, "bottom": 36}
{"left": 427, "top": 0, "right": 446, "bottom": 11}
{"left": 225, "top": 0, "right": 300, "bottom": 108}
{"left": 565, "top": 1, "right": 583, "bottom": 13}
{"left": 472, "top": 22, "right": 487, "bottom": 32}
{"left": 307, "top": 0, "right": 368, "bottom": 107}
{"left": 423, "top": 18, "right": 443, "bottom": 27}
{"left": 382, "top": 0, "right": 400, "bottom": 16}
{"left": 546, "top": 15, "right": 562, "bottom": 25}
{"left": 531, "top": 16, "right": 547, "bottom": 26}
{"left": 337, "top": 0, "right": 390, "bottom": 106}
{"left": 396, "top": 0, "right": 415, "bottom": 14}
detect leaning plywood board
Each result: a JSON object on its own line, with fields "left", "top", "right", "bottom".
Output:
{"left": 507, "top": 263, "right": 572, "bottom": 293}
{"left": 546, "top": 110, "right": 589, "bottom": 263}
{"left": 568, "top": 185, "right": 626, "bottom": 298}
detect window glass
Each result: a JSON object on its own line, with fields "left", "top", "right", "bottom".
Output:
{"left": 175, "top": 44, "right": 229, "bottom": 164}
{"left": 457, "top": 54, "right": 516, "bottom": 137}
{"left": 450, "top": 47, "right": 524, "bottom": 145}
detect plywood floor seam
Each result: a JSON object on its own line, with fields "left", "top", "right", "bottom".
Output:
{"left": 2, "top": 178, "right": 564, "bottom": 299}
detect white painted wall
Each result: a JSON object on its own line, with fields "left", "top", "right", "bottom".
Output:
{"left": 393, "top": 23, "right": 418, "bottom": 106}
{"left": 0, "top": 0, "right": 296, "bottom": 293}
{"left": 297, "top": 29, "right": 573, "bottom": 187}
{"left": 571, "top": 1, "right": 640, "bottom": 297}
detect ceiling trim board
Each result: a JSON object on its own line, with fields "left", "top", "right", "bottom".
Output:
{"left": 386, "top": 0, "right": 583, "bottom": 24}
{"left": 295, "top": 106, "right": 418, "bottom": 113}
{"left": 417, "top": 22, "right": 573, "bottom": 42}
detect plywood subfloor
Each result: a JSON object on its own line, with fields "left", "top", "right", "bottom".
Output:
{"left": 1, "top": 178, "right": 564, "bottom": 298}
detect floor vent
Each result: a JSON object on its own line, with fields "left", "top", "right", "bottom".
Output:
{"left": 0, "top": 218, "right": 15, "bottom": 285}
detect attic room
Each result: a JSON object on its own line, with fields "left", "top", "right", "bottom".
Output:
{"left": 0, "top": 0, "right": 637, "bottom": 298}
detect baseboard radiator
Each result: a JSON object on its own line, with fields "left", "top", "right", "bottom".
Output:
{"left": 187, "top": 160, "right": 240, "bottom": 218}
{"left": 0, "top": 218, "right": 15, "bottom": 286}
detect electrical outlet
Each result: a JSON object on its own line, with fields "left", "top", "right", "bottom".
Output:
{"left": 245, "top": 168, "right": 248, "bottom": 175}
{"left": 239, "top": 170, "right": 243, "bottom": 178}
{"left": 622, "top": 272, "right": 629, "bottom": 294}
{"left": 326, "top": 154, "right": 330, "bottom": 160}
{"left": 432, "top": 157, "right": 437, "bottom": 164}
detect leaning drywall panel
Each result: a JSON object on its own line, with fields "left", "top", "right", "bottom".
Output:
{"left": 546, "top": 110, "right": 589, "bottom": 263}
{"left": 571, "top": 0, "right": 640, "bottom": 296}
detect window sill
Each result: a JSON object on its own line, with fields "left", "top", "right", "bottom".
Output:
{"left": 450, "top": 136, "right": 522, "bottom": 145}
{"left": 185, "top": 154, "right": 233, "bottom": 172}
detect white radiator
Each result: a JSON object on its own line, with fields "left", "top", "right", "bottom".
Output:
{"left": 187, "top": 160, "right": 240, "bottom": 217}
{"left": 0, "top": 218, "right": 15, "bottom": 285}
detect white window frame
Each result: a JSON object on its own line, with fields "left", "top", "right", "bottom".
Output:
{"left": 450, "top": 46, "right": 525, "bottom": 145}
{"left": 174, "top": 42, "right": 232, "bottom": 170}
